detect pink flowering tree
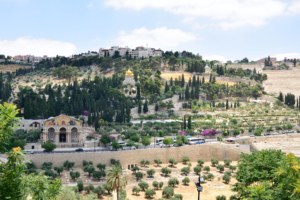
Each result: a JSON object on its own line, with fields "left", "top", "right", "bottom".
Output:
{"left": 179, "top": 131, "right": 187, "bottom": 136}
{"left": 83, "top": 110, "right": 89, "bottom": 116}
{"left": 202, "top": 129, "right": 217, "bottom": 138}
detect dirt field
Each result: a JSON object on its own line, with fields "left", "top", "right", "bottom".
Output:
{"left": 161, "top": 72, "right": 236, "bottom": 86}
{"left": 262, "top": 69, "right": 300, "bottom": 97}
{"left": 70, "top": 161, "right": 238, "bottom": 200}
{"left": 0, "top": 65, "right": 31, "bottom": 72}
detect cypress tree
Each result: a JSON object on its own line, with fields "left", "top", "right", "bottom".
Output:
{"left": 88, "top": 112, "right": 92, "bottom": 125}
{"left": 164, "top": 81, "right": 169, "bottom": 93}
{"left": 234, "top": 102, "right": 236, "bottom": 108}
{"left": 212, "top": 76, "right": 216, "bottom": 84}
{"left": 209, "top": 74, "right": 212, "bottom": 82}
{"left": 188, "top": 116, "right": 192, "bottom": 129}
{"left": 278, "top": 92, "right": 283, "bottom": 102}
{"left": 143, "top": 99, "right": 148, "bottom": 113}
{"left": 191, "top": 87, "right": 195, "bottom": 99}
{"left": 181, "top": 74, "right": 185, "bottom": 87}
{"left": 184, "top": 116, "right": 187, "bottom": 129}
{"left": 136, "top": 86, "right": 141, "bottom": 100}
{"left": 155, "top": 103, "right": 159, "bottom": 112}
{"left": 138, "top": 102, "right": 142, "bottom": 114}
{"left": 226, "top": 99, "right": 229, "bottom": 109}
{"left": 185, "top": 85, "right": 190, "bottom": 100}
{"left": 170, "top": 77, "right": 173, "bottom": 86}
{"left": 202, "top": 77, "right": 205, "bottom": 84}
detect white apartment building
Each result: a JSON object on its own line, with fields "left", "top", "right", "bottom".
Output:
{"left": 99, "top": 46, "right": 163, "bottom": 59}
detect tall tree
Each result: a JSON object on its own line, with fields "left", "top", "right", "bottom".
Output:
{"left": 143, "top": 100, "right": 148, "bottom": 113}
{"left": 106, "top": 165, "right": 127, "bottom": 200}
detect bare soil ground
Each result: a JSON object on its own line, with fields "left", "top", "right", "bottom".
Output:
{"left": 68, "top": 161, "right": 238, "bottom": 200}
{"left": 263, "top": 69, "right": 300, "bottom": 97}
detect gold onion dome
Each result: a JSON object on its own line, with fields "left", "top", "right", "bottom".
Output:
{"left": 125, "top": 66, "right": 134, "bottom": 77}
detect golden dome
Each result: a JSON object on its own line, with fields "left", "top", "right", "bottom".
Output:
{"left": 125, "top": 66, "right": 134, "bottom": 77}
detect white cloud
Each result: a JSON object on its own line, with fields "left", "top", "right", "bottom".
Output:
{"left": 273, "top": 53, "right": 300, "bottom": 61}
{"left": 105, "top": 0, "right": 298, "bottom": 29}
{"left": 119, "top": 30, "right": 126, "bottom": 35}
{"left": 87, "top": 3, "right": 93, "bottom": 8}
{"left": 114, "top": 27, "right": 197, "bottom": 50}
{"left": 202, "top": 55, "right": 227, "bottom": 63}
{"left": 0, "top": 37, "right": 77, "bottom": 57}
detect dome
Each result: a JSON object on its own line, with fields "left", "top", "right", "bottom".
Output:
{"left": 125, "top": 67, "right": 134, "bottom": 77}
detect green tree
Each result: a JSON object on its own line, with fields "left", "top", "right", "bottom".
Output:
{"left": 136, "top": 172, "right": 143, "bottom": 181}
{"left": 168, "top": 178, "right": 179, "bottom": 187}
{"left": 132, "top": 186, "right": 141, "bottom": 195}
{"left": 181, "top": 167, "right": 190, "bottom": 175}
{"left": 182, "top": 156, "right": 190, "bottom": 164}
{"left": 168, "top": 158, "right": 178, "bottom": 167}
{"left": 54, "top": 166, "right": 64, "bottom": 175}
{"left": 131, "top": 166, "right": 139, "bottom": 174}
{"left": 162, "top": 186, "right": 174, "bottom": 199}
{"left": 217, "top": 164, "right": 225, "bottom": 173}
{"left": 211, "top": 158, "right": 219, "bottom": 166}
{"left": 94, "top": 186, "right": 105, "bottom": 198}
{"left": 204, "top": 166, "right": 210, "bottom": 173}
{"left": 63, "top": 160, "right": 75, "bottom": 171}
{"left": 163, "top": 137, "right": 173, "bottom": 146}
{"left": 77, "top": 180, "right": 84, "bottom": 192}
{"left": 106, "top": 165, "right": 127, "bottom": 200}
{"left": 229, "top": 165, "right": 237, "bottom": 172}
{"left": 143, "top": 99, "right": 148, "bottom": 113}
{"left": 182, "top": 177, "right": 190, "bottom": 185}
{"left": 70, "top": 171, "right": 80, "bottom": 181}
{"left": 154, "top": 159, "right": 162, "bottom": 166}
{"left": 207, "top": 173, "right": 215, "bottom": 181}
{"left": 138, "top": 181, "right": 149, "bottom": 191}
{"left": 161, "top": 167, "right": 172, "bottom": 176}
{"left": 147, "top": 169, "right": 156, "bottom": 177}
{"left": 197, "top": 158, "right": 205, "bottom": 166}
{"left": 141, "top": 137, "right": 151, "bottom": 148}
{"left": 84, "top": 184, "right": 95, "bottom": 194}
{"left": 152, "top": 181, "right": 159, "bottom": 190}
{"left": 84, "top": 165, "right": 95, "bottom": 176}
{"left": 216, "top": 195, "right": 227, "bottom": 200}
{"left": 223, "top": 174, "right": 230, "bottom": 184}
{"left": 41, "top": 140, "right": 57, "bottom": 152}
{"left": 194, "top": 166, "right": 202, "bottom": 174}
{"left": 145, "top": 189, "right": 156, "bottom": 198}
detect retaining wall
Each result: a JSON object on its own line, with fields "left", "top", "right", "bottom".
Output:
{"left": 27, "top": 143, "right": 242, "bottom": 169}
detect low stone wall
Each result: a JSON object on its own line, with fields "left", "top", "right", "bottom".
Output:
{"left": 28, "top": 143, "right": 242, "bottom": 169}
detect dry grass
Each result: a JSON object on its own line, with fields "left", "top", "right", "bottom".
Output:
{"left": 262, "top": 69, "right": 300, "bottom": 97}
{"left": 161, "top": 72, "right": 236, "bottom": 86}
{"left": 0, "top": 65, "right": 31, "bottom": 72}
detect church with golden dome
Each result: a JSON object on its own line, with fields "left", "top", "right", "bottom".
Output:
{"left": 123, "top": 67, "right": 139, "bottom": 95}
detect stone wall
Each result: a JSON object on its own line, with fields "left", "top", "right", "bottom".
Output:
{"left": 28, "top": 143, "right": 242, "bottom": 169}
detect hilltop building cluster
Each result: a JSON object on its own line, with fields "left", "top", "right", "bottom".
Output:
{"left": 99, "top": 46, "right": 163, "bottom": 59}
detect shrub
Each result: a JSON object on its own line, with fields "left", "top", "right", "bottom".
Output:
{"left": 138, "top": 181, "right": 149, "bottom": 191}
{"left": 93, "top": 186, "right": 105, "bottom": 198}
{"left": 223, "top": 159, "right": 232, "bottom": 167}
{"left": 223, "top": 174, "right": 231, "bottom": 184}
{"left": 152, "top": 181, "right": 159, "bottom": 190}
{"left": 159, "top": 181, "right": 164, "bottom": 189}
{"left": 229, "top": 165, "right": 237, "bottom": 172}
{"left": 70, "top": 171, "right": 80, "bottom": 181}
{"left": 84, "top": 184, "right": 94, "bottom": 194}
{"left": 204, "top": 166, "right": 210, "bottom": 173}
{"left": 83, "top": 165, "right": 95, "bottom": 176}
{"left": 77, "top": 180, "right": 83, "bottom": 192}
{"left": 225, "top": 171, "right": 232, "bottom": 177}
{"left": 64, "top": 160, "right": 75, "bottom": 171}
{"left": 207, "top": 173, "right": 214, "bottom": 181}
{"left": 182, "top": 177, "right": 190, "bottom": 185}
{"left": 216, "top": 195, "right": 227, "bottom": 200}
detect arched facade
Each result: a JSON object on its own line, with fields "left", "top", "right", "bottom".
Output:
{"left": 43, "top": 115, "right": 83, "bottom": 144}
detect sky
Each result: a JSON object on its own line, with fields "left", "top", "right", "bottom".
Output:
{"left": 0, "top": 0, "right": 300, "bottom": 62}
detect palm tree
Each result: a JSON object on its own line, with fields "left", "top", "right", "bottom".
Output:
{"left": 106, "top": 165, "right": 127, "bottom": 200}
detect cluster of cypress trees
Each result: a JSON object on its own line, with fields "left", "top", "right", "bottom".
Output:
{"left": 15, "top": 67, "right": 34, "bottom": 76}
{"left": 183, "top": 116, "right": 192, "bottom": 129}
{"left": 183, "top": 75, "right": 202, "bottom": 100}
{"left": 279, "top": 92, "right": 296, "bottom": 107}
{"left": 216, "top": 65, "right": 225, "bottom": 75}
{"left": 16, "top": 74, "right": 130, "bottom": 125}
{"left": 0, "top": 72, "right": 12, "bottom": 102}
{"left": 186, "top": 60, "right": 206, "bottom": 73}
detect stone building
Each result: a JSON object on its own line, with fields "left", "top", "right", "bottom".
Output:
{"left": 42, "top": 115, "right": 83, "bottom": 145}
